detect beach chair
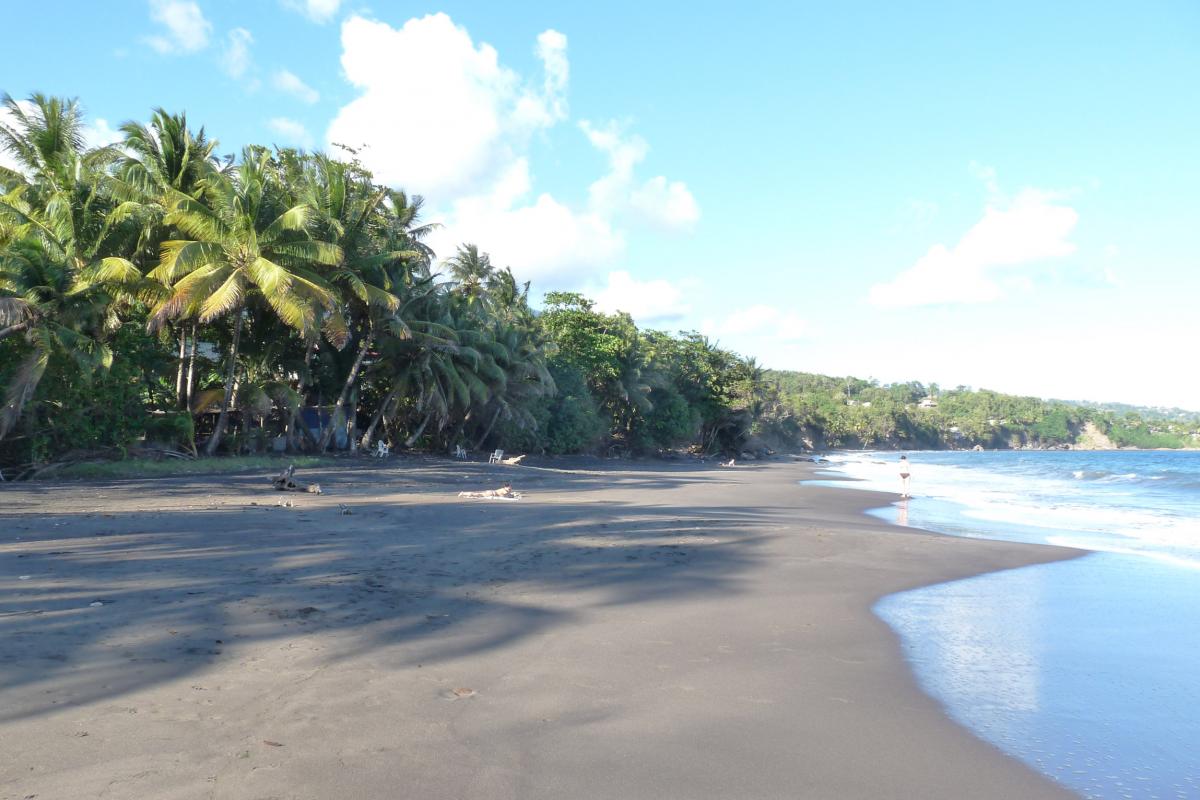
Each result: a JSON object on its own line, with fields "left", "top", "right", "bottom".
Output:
{"left": 488, "top": 449, "right": 504, "bottom": 464}
{"left": 453, "top": 444, "right": 467, "bottom": 459}
{"left": 374, "top": 441, "right": 390, "bottom": 458}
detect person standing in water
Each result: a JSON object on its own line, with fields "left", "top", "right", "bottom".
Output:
{"left": 899, "top": 455, "right": 911, "bottom": 498}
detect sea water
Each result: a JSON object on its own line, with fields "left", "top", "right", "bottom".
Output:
{"left": 815, "top": 450, "right": 1200, "bottom": 800}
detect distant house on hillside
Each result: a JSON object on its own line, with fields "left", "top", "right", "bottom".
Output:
{"left": 919, "top": 396, "right": 938, "bottom": 408}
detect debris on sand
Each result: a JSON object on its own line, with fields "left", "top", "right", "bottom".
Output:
{"left": 272, "top": 464, "right": 322, "bottom": 494}
{"left": 457, "top": 483, "right": 522, "bottom": 501}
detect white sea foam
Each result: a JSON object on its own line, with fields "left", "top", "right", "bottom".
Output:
{"left": 817, "top": 450, "right": 1200, "bottom": 568}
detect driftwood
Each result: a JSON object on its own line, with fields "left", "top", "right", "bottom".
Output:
{"left": 272, "top": 464, "right": 322, "bottom": 494}
{"left": 501, "top": 454, "right": 526, "bottom": 466}
{"left": 458, "top": 483, "right": 522, "bottom": 500}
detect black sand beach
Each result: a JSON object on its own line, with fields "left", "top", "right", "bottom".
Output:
{"left": 1, "top": 459, "right": 1082, "bottom": 799}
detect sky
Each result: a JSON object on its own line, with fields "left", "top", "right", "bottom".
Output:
{"left": 3, "top": 0, "right": 1198, "bottom": 408}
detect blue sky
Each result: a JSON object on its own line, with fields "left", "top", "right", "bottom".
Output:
{"left": 4, "top": 1, "right": 1198, "bottom": 407}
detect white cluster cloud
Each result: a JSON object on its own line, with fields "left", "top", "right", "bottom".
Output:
{"left": 145, "top": 0, "right": 211, "bottom": 55}
{"left": 1, "top": 102, "right": 121, "bottom": 172}
{"left": 220, "top": 28, "right": 254, "bottom": 79}
{"left": 705, "top": 305, "right": 810, "bottom": 343}
{"left": 327, "top": 13, "right": 698, "bottom": 285}
{"left": 582, "top": 121, "right": 699, "bottom": 231}
{"left": 273, "top": 69, "right": 320, "bottom": 104}
{"left": 83, "top": 118, "right": 123, "bottom": 149}
{"left": 0, "top": 100, "right": 37, "bottom": 174}
{"left": 282, "top": 0, "right": 342, "bottom": 24}
{"left": 328, "top": 14, "right": 565, "bottom": 197}
{"left": 268, "top": 117, "right": 314, "bottom": 149}
{"left": 590, "top": 271, "right": 690, "bottom": 323}
{"left": 869, "top": 188, "right": 1079, "bottom": 308}
{"left": 425, "top": 158, "right": 623, "bottom": 283}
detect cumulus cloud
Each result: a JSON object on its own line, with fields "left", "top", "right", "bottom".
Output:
{"left": 582, "top": 120, "right": 699, "bottom": 231}
{"left": 220, "top": 28, "right": 254, "bottom": 78}
{"left": 268, "top": 117, "right": 314, "bottom": 149}
{"left": 426, "top": 159, "right": 623, "bottom": 283}
{"left": 589, "top": 271, "right": 690, "bottom": 323}
{"left": 328, "top": 12, "right": 695, "bottom": 285}
{"left": 331, "top": 14, "right": 611, "bottom": 281}
{"left": 145, "top": 0, "right": 211, "bottom": 55}
{"left": 969, "top": 160, "right": 1000, "bottom": 196}
{"left": 513, "top": 30, "right": 569, "bottom": 128}
{"left": 273, "top": 69, "right": 319, "bottom": 104}
{"left": 282, "top": 0, "right": 342, "bottom": 24}
{"left": 705, "top": 305, "right": 810, "bottom": 343}
{"left": 868, "top": 188, "right": 1079, "bottom": 308}
{"left": 328, "top": 14, "right": 565, "bottom": 198}
{"left": 0, "top": 101, "right": 36, "bottom": 175}
{"left": 0, "top": 104, "right": 122, "bottom": 174}
{"left": 83, "top": 118, "right": 123, "bottom": 149}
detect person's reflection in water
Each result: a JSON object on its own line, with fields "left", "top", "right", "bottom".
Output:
{"left": 897, "top": 497, "right": 909, "bottom": 527}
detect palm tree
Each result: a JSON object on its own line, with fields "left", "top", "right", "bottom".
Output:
{"left": 114, "top": 109, "right": 221, "bottom": 409}
{"left": 288, "top": 155, "right": 449, "bottom": 453}
{"left": 0, "top": 94, "right": 142, "bottom": 438}
{"left": 444, "top": 244, "right": 494, "bottom": 309}
{"left": 149, "top": 147, "right": 343, "bottom": 455}
{"left": 0, "top": 237, "right": 121, "bottom": 437}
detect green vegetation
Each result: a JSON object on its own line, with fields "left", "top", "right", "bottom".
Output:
{"left": 2, "top": 94, "right": 1194, "bottom": 479}
{"left": 48, "top": 455, "right": 336, "bottom": 481}
{"left": 0, "top": 94, "right": 768, "bottom": 477}
{"left": 763, "top": 372, "right": 1199, "bottom": 451}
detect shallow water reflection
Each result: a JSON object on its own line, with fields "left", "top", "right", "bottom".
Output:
{"left": 876, "top": 553, "right": 1200, "bottom": 799}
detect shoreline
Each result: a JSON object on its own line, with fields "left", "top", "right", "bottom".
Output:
{"left": 1, "top": 458, "right": 1083, "bottom": 798}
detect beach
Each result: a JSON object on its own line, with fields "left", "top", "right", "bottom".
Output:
{"left": 1, "top": 458, "right": 1081, "bottom": 799}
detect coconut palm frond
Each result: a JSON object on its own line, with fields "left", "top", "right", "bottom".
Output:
{"left": 0, "top": 342, "right": 49, "bottom": 439}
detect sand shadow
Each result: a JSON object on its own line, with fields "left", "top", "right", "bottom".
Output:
{"left": 1, "top": 465, "right": 775, "bottom": 721}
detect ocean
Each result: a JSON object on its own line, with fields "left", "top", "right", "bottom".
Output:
{"left": 814, "top": 450, "right": 1200, "bottom": 800}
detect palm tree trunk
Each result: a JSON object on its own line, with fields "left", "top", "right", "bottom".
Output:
{"left": 286, "top": 339, "right": 317, "bottom": 452}
{"left": 404, "top": 410, "right": 434, "bottom": 448}
{"left": 346, "top": 386, "right": 360, "bottom": 452}
{"left": 175, "top": 328, "right": 187, "bottom": 409}
{"left": 0, "top": 321, "right": 31, "bottom": 340}
{"left": 185, "top": 325, "right": 198, "bottom": 410}
{"left": 473, "top": 404, "right": 504, "bottom": 451}
{"left": 204, "top": 311, "right": 243, "bottom": 457}
{"left": 318, "top": 331, "right": 373, "bottom": 453}
{"left": 361, "top": 385, "right": 401, "bottom": 449}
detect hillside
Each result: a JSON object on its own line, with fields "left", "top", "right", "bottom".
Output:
{"left": 759, "top": 370, "right": 1200, "bottom": 451}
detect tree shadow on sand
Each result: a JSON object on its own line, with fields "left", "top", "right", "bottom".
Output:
{"left": 1, "top": 464, "right": 777, "bottom": 722}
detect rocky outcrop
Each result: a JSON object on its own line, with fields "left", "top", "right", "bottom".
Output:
{"left": 1073, "top": 421, "right": 1116, "bottom": 450}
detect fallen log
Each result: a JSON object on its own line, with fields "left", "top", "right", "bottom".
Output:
{"left": 271, "top": 464, "right": 322, "bottom": 494}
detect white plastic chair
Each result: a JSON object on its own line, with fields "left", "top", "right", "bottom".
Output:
{"left": 374, "top": 441, "right": 390, "bottom": 458}
{"left": 488, "top": 449, "right": 504, "bottom": 464}
{"left": 453, "top": 445, "right": 467, "bottom": 459}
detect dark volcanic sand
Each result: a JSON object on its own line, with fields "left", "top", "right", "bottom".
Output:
{"left": 0, "top": 458, "right": 1081, "bottom": 799}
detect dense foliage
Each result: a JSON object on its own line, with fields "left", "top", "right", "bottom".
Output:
{"left": 0, "top": 95, "right": 771, "bottom": 475}
{"left": 764, "top": 372, "right": 1200, "bottom": 451}
{"left": 1, "top": 95, "right": 1194, "bottom": 477}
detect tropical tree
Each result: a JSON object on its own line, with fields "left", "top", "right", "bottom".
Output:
{"left": 148, "top": 147, "right": 343, "bottom": 455}
{"left": 0, "top": 94, "right": 142, "bottom": 438}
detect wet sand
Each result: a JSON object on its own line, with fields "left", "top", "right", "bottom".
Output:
{"left": 0, "top": 458, "right": 1082, "bottom": 799}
